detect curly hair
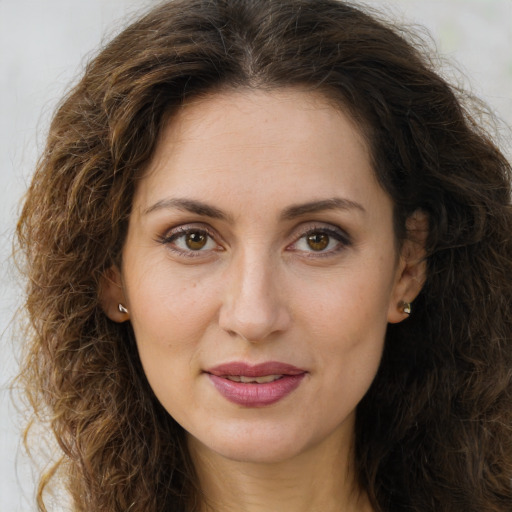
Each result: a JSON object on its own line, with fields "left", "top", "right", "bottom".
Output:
{"left": 16, "top": 0, "right": 512, "bottom": 511}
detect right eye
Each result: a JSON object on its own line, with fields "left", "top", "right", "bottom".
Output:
{"left": 159, "top": 226, "right": 221, "bottom": 257}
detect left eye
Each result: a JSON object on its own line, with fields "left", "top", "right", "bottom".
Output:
{"left": 165, "top": 229, "right": 218, "bottom": 252}
{"left": 292, "top": 229, "right": 348, "bottom": 253}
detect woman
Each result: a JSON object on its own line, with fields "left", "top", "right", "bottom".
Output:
{"left": 16, "top": 0, "right": 512, "bottom": 511}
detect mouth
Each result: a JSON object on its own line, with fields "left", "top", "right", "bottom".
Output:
{"left": 205, "top": 361, "right": 307, "bottom": 407}
{"left": 206, "top": 361, "right": 306, "bottom": 378}
{"left": 222, "top": 374, "right": 284, "bottom": 384}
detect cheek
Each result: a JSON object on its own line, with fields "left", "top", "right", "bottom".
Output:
{"left": 294, "top": 262, "right": 394, "bottom": 384}
{"left": 129, "top": 261, "right": 216, "bottom": 332}
{"left": 124, "top": 266, "right": 222, "bottom": 423}
{"left": 124, "top": 261, "right": 222, "bottom": 382}
{"left": 297, "top": 262, "right": 394, "bottom": 337}
{"left": 304, "top": 290, "right": 387, "bottom": 424}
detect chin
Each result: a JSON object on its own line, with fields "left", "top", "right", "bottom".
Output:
{"left": 188, "top": 423, "right": 312, "bottom": 465}
{"left": 213, "top": 443, "right": 304, "bottom": 465}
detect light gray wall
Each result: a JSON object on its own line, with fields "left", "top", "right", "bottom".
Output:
{"left": 1, "top": 1, "right": 510, "bottom": 510}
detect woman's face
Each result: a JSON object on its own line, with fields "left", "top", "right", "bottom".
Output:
{"left": 103, "top": 88, "right": 423, "bottom": 464}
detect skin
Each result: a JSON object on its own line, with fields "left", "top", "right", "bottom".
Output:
{"left": 102, "top": 88, "right": 426, "bottom": 512}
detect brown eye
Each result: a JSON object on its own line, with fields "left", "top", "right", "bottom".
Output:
{"left": 186, "top": 231, "right": 208, "bottom": 250}
{"left": 290, "top": 226, "right": 350, "bottom": 256}
{"left": 306, "top": 233, "right": 330, "bottom": 251}
{"left": 162, "top": 227, "right": 218, "bottom": 255}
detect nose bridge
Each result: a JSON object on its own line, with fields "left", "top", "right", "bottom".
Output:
{"left": 219, "top": 243, "right": 289, "bottom": 342}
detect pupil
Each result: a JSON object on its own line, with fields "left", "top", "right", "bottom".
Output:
{"left": 307, "top": 233, "right": 329, "bottom": 251}
{"left": 186, "top": 232, "right": 207, "bottom": 250}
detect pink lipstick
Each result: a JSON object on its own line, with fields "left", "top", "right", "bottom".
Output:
{"left": 205, "top": 362, "right": 306, "bottom": 407}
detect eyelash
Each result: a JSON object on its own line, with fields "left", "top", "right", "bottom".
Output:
{"left": 289, "top": 226, "right": 352, "bottom": 257}
{"left": 157, "top": 225, "right": 221, "bottom": 259}
{"left": 157, "top": 224, "right": 351, "bottom": 259}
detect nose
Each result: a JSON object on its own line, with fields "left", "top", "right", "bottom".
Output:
{"left": 218, "top": 250, "right": 291, "bottom": 342}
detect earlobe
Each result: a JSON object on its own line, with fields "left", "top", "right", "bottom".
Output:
{"left": 387, "top": 210, "right": 428, "bottom": 324}
{"left": 98, "top": 265, "right": 130, "bottom": 322}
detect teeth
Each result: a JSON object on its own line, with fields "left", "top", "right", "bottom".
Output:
{"left": 225, "top": 374, "right": 282, "bottom": 384}
{"left": 225, "top": 375, "right": 242, "bottom": 382}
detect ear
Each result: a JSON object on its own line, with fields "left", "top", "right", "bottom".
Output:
{"left": 387, "top": 210, "right": 428, "bottom": 324}
{"left": 98, "top": 265, "right": 130, "bottom": 322}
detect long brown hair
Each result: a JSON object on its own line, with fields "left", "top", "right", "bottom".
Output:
{"left": 16, "top": 1, "right": 512, "bottom": 510}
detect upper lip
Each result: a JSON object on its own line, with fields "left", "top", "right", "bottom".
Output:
{"left": 206, "top": 361, "right": 306, "bottom": 377}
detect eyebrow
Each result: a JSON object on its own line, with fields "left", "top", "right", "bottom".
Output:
{"left": 143, "top": 198, "right": 232, "bottom": 221}
{"left": 143, "top": 197, "right": 365, "bottom": 221}
{"left": 280, "top": 198, "right": 366, "bottom": 220}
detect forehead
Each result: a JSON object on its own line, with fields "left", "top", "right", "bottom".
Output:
{"left": 145, "top": 87, "right": 370, "bottom": 172}
{"left": 132, "top": 87, "right": 385, "bottom": 220}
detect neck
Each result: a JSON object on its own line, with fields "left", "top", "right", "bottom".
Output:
{"left": 187, "top": 428, "right": 373, "bottom": 512}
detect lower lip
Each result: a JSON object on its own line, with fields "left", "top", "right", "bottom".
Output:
{"left": 208, "top": 374, "right": 305, "bottom": 407}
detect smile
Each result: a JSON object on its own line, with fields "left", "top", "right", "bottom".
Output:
{"left": 223, "top": 374, "right": 283, "bottom": 383}
{"left": 205, "top": 362, "right": 307, "bottom": 407}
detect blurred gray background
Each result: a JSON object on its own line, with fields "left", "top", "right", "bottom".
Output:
{"left": 1, "top": 1, "right": 511, "bottom": 510}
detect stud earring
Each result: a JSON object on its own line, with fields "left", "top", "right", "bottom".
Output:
{"left": 398, "top": 301, "right": 411, "bottom": 315}
{"left": 118, "top": 303, "right": 129, "bottom": 314}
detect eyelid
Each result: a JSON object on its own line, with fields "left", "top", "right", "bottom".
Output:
{"left": 156, "top": 221, "right": 351, "bottom": 258}
{"left": 159, "top": 223, "right": 215, "bottom": 242}
{"left": 292, "top": 221, "right": 351, "bottom": 240}
{"left": 287, "top": 223, "right": 352, "bottom": 254}
{"left": 157, "top": 223, "right": 223, "bottom": 257}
